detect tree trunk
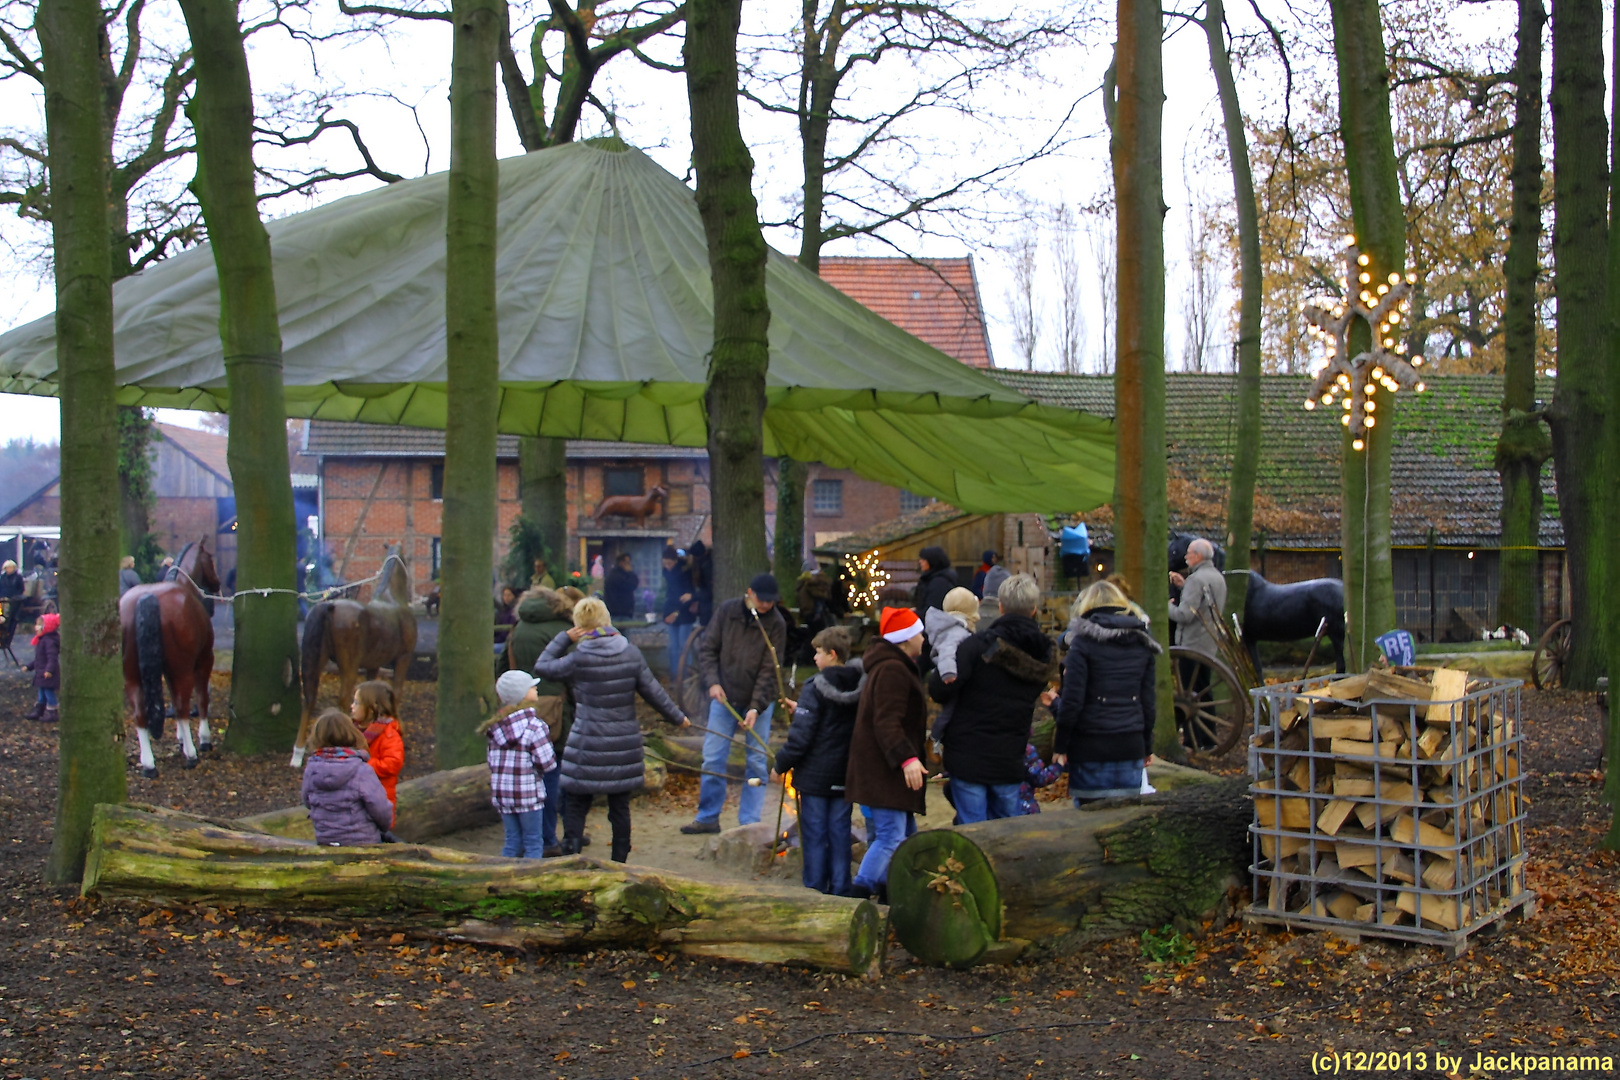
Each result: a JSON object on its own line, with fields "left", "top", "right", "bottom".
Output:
{"left": 686, "top": 0, "right": 771, "bottom": 603}
{"left": 1329, "top": 0, "right": 1402, "bottom": 673}
{"left": 518, "top": 435, "right": 568, "bottom": 570}
{"left": 1547, "top": 0, "right": 1609, "bottom": 690}
{"left": 1497, "top": 0, "right": 1551, "bottom": 640}
{"left": 242, "top": 764, "right": 499, "bottom": 842}
{"left": 116, "top": 406, "right": 154, "bottom": 563}
{"left": 886, "top": 779, "right": 1247, "bottom": 967}
{"left": 1604, "top": 0, "right": 1620, "bottom": 848}
{"left": 1109, "top": 3, "right": 1174, "bottom": 754}
{"left": 84, "top": 804, "right": 884, "bottom": 977}
{"left": 177, "top": 0, "right": 303, "bottom": 752}
{"left": 37, "top": 0, "right": 130, "bottom": 884}
{"left": 773, "top": 457, "right": 806, "bottom": 587}
{"left": 1202, "top": 0, "right": 1261, "bottom": 622}
{"left": 436, "top": 0, "right": 505, "bottom": 768}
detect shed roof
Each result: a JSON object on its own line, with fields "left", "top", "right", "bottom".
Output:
{"left": 156, "top": 423, "right": 232, "bottom": 486}
{"left": 988, "top": 371, "right": 1560, "bottom": 549}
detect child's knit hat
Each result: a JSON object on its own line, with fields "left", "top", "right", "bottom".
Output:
{"left": 495, "top": 670, "right": 540, "bottom": 707}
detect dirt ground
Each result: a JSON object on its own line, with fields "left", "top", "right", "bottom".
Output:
{"left": 1, "top": 666, "right": 1617, "bottom": 1079}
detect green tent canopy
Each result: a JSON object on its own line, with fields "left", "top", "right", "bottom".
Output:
{"left": 0, "top": 142, "right": 1113, "bottom": 512}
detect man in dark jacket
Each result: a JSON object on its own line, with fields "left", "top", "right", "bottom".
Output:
{"left": 603, "top": 553, "right": 639, "bottom": 619}
{"left": 970, "top": 550, "right": 997, "bottom": 598}
{"left": 681, "top": 573, "right": 788, "bottom": 833}
{"left": 928, "top": 574, "right": 1056, "bottom": 823}
{"left": 912, "top": 546, "right": 957, "bottom": 615}
{"left": 845, "top": 607, "right": 929, "bottom": 900}
{"left": 660, "top": 545, "right": 698, "bottom": 676}
{"left": 774, "top": 626, "right": 863, "bottom": 895}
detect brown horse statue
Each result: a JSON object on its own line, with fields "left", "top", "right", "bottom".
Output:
{"left": 292, "top": 545, "right": 417, "bottom": 766}
{"left": 119, "top": 539, "right": 221, "bottom": 779}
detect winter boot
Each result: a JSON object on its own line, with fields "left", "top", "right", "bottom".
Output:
{"left": 610, "top": 840, "right": 631, "bottom": 864}
{"left": 39, "top": 706, "right": 58, "bottom": 724}
{"left": 559, "top": 837, "right": 584, "bottom": 856}
{"left": 22, "top": 700, "right": 44, "bottom": 721}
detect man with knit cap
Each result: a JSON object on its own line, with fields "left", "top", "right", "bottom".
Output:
{"left": 844, "top": 607, "right": 929, "bottom": 901}
{"left": 681, "top": 572, "right": 788, "bottom": 833}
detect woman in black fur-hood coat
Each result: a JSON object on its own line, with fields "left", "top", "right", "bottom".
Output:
{"left": 928, "top": 611, "right": 1057, "bottom": 787}
{"left": 1053, "top": 580, "right": 1163, "bottom": 798}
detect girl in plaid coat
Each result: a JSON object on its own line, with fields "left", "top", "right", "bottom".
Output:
{"left": 479, "top": 670, "right": 559, "bottom": 859}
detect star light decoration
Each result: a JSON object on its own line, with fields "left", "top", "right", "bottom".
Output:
{"left": 1300, "top": 237, "right": 1428, "bottom": 451}
{"left": 840, "top": 549, "right": 889, "bottom": 609}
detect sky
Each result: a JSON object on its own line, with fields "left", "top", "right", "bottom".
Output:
{"left": 0, "top": 0, "right": 1485, "bottom": 446}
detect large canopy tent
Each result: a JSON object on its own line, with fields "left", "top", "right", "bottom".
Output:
{"left": 0, "top": 141, "right": 1113, "bottom": 512}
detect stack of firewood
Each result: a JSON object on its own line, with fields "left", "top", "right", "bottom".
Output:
{"left": 1250, "top": 667, "right": 1526, "bottom": 937}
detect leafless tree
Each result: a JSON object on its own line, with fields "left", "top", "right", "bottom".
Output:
{"left": 1053, "top": 203, "right": 1085, "bottom": 372}
{"left": 1180, "top": 191, "right": 1224, "bottom": 371}
{"left": 1086, "top": 211, "right": 1115, "bottom": 374}
{"left": 1005, "top": 225, "right": 1041, "bottom": 368}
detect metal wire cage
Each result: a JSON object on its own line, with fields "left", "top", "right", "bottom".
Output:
{"left": 1245, "top": 671, "right": 1535, "bottom": 956}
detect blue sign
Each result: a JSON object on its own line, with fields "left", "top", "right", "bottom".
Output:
{"left": 1375, "top": 629, "right": 1415, "bottom": 667}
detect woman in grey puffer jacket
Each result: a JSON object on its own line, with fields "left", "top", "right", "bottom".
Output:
{"left": 533, "top": 596, "right": 689, "bottom": 861}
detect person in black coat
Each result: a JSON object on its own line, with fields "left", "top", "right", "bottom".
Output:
{"left": 911, "top": 546, "right": 958, "bottom": 616}
{"left": 928, "top": 573, "right": 1056, "bottom": 823}
{"left": 774, "top": 626, "right": 863, "bottom": 895}
{"left": 602, "top": 553, "right": 639, "bottom": 619}
{"left": 1052, "top": 578, "right": 1163, "bottom": 803}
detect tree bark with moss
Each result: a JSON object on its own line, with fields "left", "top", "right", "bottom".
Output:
{"left": 685, "top": 0, "right": 771, "bottom": 601}
{"left": 1496, "top": 0, "right": 1550, "bottom": 639}
{"left": 38, "top": 0, "right": 130, "bottom": 883}
{"left": 436, "top": 0, "right": 505, "bottom": 768}
{"left": 1329, "top": 0, "right": 1402, "bottom": 672}
{"left": 1108, "top": 0, "right": 1174, "bottom": 755}
{"left": 176, "top": 0, "right": 303, "bottom": 753}
{"left": 1602, "top": 0, "right": 1620, "bottom": 848}
{"left": 1546, "top": 0, "right": 1608, "bottom": 690}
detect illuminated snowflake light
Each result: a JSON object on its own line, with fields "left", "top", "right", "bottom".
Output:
{"left": 1300, "top": 238, "right": 1426, "bottom": 451}
{"left": 840, "top": 549, "right": 890, "bottom": 609}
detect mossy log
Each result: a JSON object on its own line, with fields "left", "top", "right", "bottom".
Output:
{"left": 83, "top": 804, "right": 884, "bottom": 977}
{"left": 887, "top": 779, "right": 1250, "bottom": 967}
{"left": 242, "top": 760, "right": 666, "bottom": 844}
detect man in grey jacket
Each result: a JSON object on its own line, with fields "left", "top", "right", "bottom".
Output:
{"left": 1168, "top": 537, "right": 1226, "bottom": 655}
{"left": 681, "top": 573, "right": 787, "bottom": 833}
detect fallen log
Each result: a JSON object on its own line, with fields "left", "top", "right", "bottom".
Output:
{"left": 242, "top": 759, "right": 667, "bottom": 844}
{"left": 887, "top": 778, "right": 1250, "bottom": 968}
{"left": 84, "top": 803, "right": 884, "bottom": 977}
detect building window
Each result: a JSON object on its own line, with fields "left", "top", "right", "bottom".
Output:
{"left": 666, "top": 485, "right": 694, "bottom": 515}
{"left": 604, "top": 467, "right": 644, "bottom": 498}
{"left": 811, "top": 478, "right": 844, "bottom": 515}
{"left": 431, "top": 537, "right": 441, "bottom": 579}
{"left": 900, "top": 489, "right": 932, "bottom": 514}
{"left": 430, "top": 463, "right": 444, "bottom": 501}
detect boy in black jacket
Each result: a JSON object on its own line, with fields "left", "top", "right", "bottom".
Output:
{"left": 774, "top": 626, "right": 863, "bottom": 896}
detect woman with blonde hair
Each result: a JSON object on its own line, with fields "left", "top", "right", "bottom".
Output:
{"left": 532, "top": 595, "right": 690, "bottom": 861}
{"left": 1051, "top": 577, "right": 1162, "bottom": 804}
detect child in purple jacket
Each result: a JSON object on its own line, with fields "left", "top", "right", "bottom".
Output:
{"left": 300, "top": 710, "right": 394, "bottom": 846}
{"left": 1016, "top": 744, "right": 1065, "bottom": 815}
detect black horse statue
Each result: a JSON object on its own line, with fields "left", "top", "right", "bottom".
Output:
{"left": 1168, "top": 532, "right": 1345, "bottom": 674}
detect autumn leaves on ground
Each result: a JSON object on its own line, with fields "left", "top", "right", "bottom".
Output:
{"left": 1, "top": 672, "right": 1616, "bottom": 1079}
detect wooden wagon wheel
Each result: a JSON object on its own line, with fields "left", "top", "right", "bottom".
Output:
{"left": 675, "top": 625, "right": 708, "bottom": 717}
{"left": 1532, "top": 618, "right": 1573, "bottom": 691}
{"left": 1170, "top": 646, "right": 1246, "bottom": 758}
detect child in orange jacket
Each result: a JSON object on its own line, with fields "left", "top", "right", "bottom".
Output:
{"left": 352, "top": 681, "right": 404, "bottom": 820}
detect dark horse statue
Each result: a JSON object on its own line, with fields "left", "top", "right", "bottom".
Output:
{"left": 293, "top": 545, "right": 417, "bottom": 766}
{"left": 1169, "top": 532, "right": 1346, "bottom": 674}
{"left": 119, "top": 539, "right": 221, "bottom": 779}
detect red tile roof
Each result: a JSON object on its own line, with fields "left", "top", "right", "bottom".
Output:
{"left": 817, "top": 256, "right": 994, "bottom": 368}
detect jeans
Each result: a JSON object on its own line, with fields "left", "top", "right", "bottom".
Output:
{"left": 695, "top": 699, "right": 774, "bottom": 825}
{"left": 1070, "top": 758, "right": 1146, "bottom": 804}
{"left": 797, "top": 794, "right": 852, "bottom": 895}
{"left": 667, "top": 620, "right": 694, "bottom": 679}
{"left": 853, "top": 807, "right": 915, "bottom": 891}
{"left": 540, "top": 767, "right": 561, "bottom": 848}
{"left": 950, "top": 780, "right": 1022, "bottom": 824}
{"left": 35, "top": 688, "right": 57, "bottom": 707}
{"left": 500, "top": 809, "right": 545, "bottom": 858}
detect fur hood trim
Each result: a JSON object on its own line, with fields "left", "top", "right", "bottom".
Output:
{"left": 811, "top": 658, "right": 865, "bottom": 704}
{"left": 1068, "top": 609, "right": 1164, "bottom": 654}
